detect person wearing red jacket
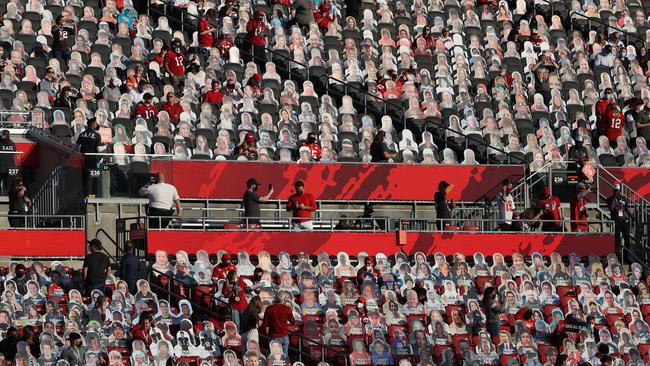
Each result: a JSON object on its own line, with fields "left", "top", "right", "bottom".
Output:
{"left": 203, "top": 80, "right": 224, "bottom": 104}
{"left": 198, "top": 9, "right": 217, "bottom": 49}
{"left": 135, "top": 93, "right": 159, "bottom": 120}
{"left": 570, "top": 182, "right": 590, "bottom": 232}
{"left": 211, "top": 253, "right": 237, "bottom": 281}
{"left": 246, "top": 10, "right": 268, "bottom": 69}
{"left": 595, "top": 88, "right": 614, "bottom": 122}
{"left": 538, "top": 186, "right": 563, "bottom": 232}
{"left": 161, "top": 92, "right": 183, "bottom": 124}
{"left": 286, "top": 180, "right": 317, "bottom": 231}
{"left": 600, "top": 103, "right": 624, "bottom": 146}
{"left": 131, "top": 311, "right": 154, "bottom": 345}
{"left": 221, "top": 270, "right": 249, "bottom": 329}
{"left": 313, "top": 2, "right": 334, "bottom": 30}
{"left": 301, "top": 132, "right": 322, "bottom": 161}
{"left": 261, "top": 291, "right": 296, "bottom": 356}
{"left": 163, "top": 39, "right": 186, "bottom": 87}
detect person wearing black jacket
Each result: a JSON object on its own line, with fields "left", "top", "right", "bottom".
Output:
{"left": 240, "top": 296, "right": 262, "bottom": 353}
{"left": 8, "top": 179, "right": 31, "bottom": 228}
{"left": 118, "top": 241, "right": 141, "bottom": 294}
{"left": 434, "top": 181, "right": 454, "bottom": 230}
{"left": 0, "top": 327, "right": 18, "bottom": 360}
{"left": 76, "top": 118, "right": 102, "bottom": 196}
{"left": 482, "top": 287, "right": 504, "bottom": 338}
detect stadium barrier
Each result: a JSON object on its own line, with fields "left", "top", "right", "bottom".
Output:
{"left": 0, "top": 214, "right": 86, "bottom": 257}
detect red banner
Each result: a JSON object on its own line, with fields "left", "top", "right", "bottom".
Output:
{"left": 14, "top": 142, "right": 39, "bottom": 168}
{"left": 147, "top": 231, "right": 613, "bottom": 257}
{"left": 601, "top": 168, "right": 650, "bottom": 200}
{"left": 150, "top": 161, "right": 524, "bottom": 201}
{"left": 0, "top": 230, "right": 86, "bottom": 256}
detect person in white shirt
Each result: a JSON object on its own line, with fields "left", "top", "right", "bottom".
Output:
{"left": 139, "top": 172, "right": 181, "bottom": 228}
{"left": 496, "top": 179, "right": 517, "bottom": 231}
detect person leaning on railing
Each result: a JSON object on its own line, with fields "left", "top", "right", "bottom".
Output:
{"left": 139, "top": 172, "right": 181, "bottom": 229}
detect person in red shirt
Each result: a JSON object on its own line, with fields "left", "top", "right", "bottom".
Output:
{"left": 198, "top": 9, "right": 217, "bottom": 49}
{"left": 135, "top": 93, "right": 159, "bottom": 120}
{"left": 286, "top": 180, "right": 317, "bottom": 231}
{"left": 161, "top": 92, "right": 183, "bottom": 124}
{"left": 301, "top": 132, "right": 322, "bottom": 161}
{"left": 538, "top": 186, "right": 563, "bottom": 232}
{"left": 211, "top": 253, "right": 237, "bottom": 281}
{"left": 246, "top": 10, "right": 268, "bottom": 70}
{"left": 221, "top": 270, "right": 249, "bottom": 329}
{"left": 600, "top": 103, "right": 624, "bottom": 146}
{"left": 203, "top": 80, "right": 224, "bottom": 104}
{"left": 570, "top": 182, "right": 589, "bottom": 232}
{"left": 163, "top": 39, "right": 186, "bottom": 87}
{"left": 595, "top": 88, "right": 614, "bottom": 122}
{"left": 261, "top": 291, "right": 296, "bottom": 356}
{"left": 131, "top": 311, "right": 154, "bottom": 345}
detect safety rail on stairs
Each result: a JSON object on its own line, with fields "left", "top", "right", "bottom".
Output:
{"left": 147, "top": 267, "right": 350, "bottom": 366}
{"left": 31, "top": 159, "right": 66, "bottom": 225}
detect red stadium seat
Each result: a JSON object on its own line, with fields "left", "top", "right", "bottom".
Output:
{"left": 224, "top": 223, "right": 243, "bottom": 230}
{"left": 444, "top": 225, "right": 461, "bottom": 231}
{"left": 462, "top": 225, "right": 480, "bottom": 232}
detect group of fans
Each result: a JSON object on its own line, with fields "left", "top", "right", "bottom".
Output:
{"left": 0, "top": 249, "right": 649, "bottom": 366}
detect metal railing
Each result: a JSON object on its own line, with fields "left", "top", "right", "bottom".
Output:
{"left": 150, "top": 1, "right": 528, "bottom": 165}
{"left": 0, "top": 110, "right": 47, "bottom": 131}
{"left": 31, "top": 159, "right": 66, "bottom": 222}
{"left": 145, "top": 215, "right": 613, "bottom": 234}
{"left": 147, "top": 267, "right": 350, "bottom": 366}
{"left": 0, "top": 214, "right": 85, "bottom": 229}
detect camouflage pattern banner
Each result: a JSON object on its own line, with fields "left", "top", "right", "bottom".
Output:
{"left": 0, "top": 230, "right": 85, "bottom": 256}
{"left": 147, "top": 231, "right": 613, "bottom": 256}
{"left": 151, "top": 161, "right": 525, "bottom": 201}
{"left": 600, "top": 168, "right": 650, "bottom": 200}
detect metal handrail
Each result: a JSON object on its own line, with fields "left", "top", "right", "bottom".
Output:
{"left": 147, "top": 266, "right": 349, "bottom": 365}
{"left": 153, "top": 1, "right": 526, "bottom": 164}
{"left": 144, "top": 215, "right": 613, "bottom": 234}
{"left": 0, "top": 214, "right": 85, "bottom": 230}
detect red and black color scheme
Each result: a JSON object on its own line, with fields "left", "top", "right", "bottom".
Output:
{"left": 147, "top": 231, "right": 613, "bottom": 257}
{"left": 150, "top": 161, "right": 525, "bottom": 201}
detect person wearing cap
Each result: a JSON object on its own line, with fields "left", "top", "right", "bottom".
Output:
{"left": 355, "top": 204, "right": 380, "bottom": 230}
{"left": 60, "top": 331, "right": 86, "bottom": 366}
{"left": 607, "top": 184, "right": 636, "bottom": 257}
{"left": 82, "top": 239, "right": 110, "bottom": 294}
{"left": 596, "top": 88, "right": 615, "bottom": 122}
{"left": 538, "top": 186, "right": 563, "bottom": 232}
{"left": 0, "top": 129, "right": 15, "bottom": 194}
{"left": 135, "top": 92, "right": 159, "bottom": 120}
{"left": 161, "top": 92, "right": 183, "bottom": 123}
{"left": 496, "top": 179, "right": 517, "bottom": 231}
{"left": 77, "top": 118, "right": 103, "bottom": 196}
{"left": 286, "top": 180, "right": 317, "bottom": 231}
{"left": 570, "top": 183, "right": 590, "bottom": 232}
{"left": 51, "top": 11, "right": 76, "bottom": 64}
{"left": 243, "top": 178, "right": 274, "bottom": 226}
{"left": 212, "top": 252, "right": 237, "bottom": 280}
{"left": 237, "top": 132, "right": 258, "bottom": 160}
{"left": 222, "top": 269, "right": 249, "bottom": 329}
{"left": 567, "top": 135, "right": 589, "bottom": 180}
{"left": 434, "top": 181, "right": 455, "bottom": 230}
{"left": 139, "top": 172, "right": 181, "bottom": 229}
{"left": 246, "top": 10, "right": 269, "bottom": 70}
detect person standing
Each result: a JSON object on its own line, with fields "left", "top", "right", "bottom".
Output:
{"left": 600, "top": 103, "right": 624, "bottom": 147}
{"left": 261, "top": 291, "right": 296, "bottom": 356}
{"left": 135, "top": 93, "right": 159, "bottom": 120}
{"left": 163, "top": 39, "right": 186, "bottom": 87}
{"left": 570, "top": 182, "right": 590, "bottom": 232}
{"left": 60, "top": 332, "right": 86, "bottom": 366}
{"left": 76, "top": 118, "right": 102, "bottom": 196}
{"left": 606, "top": 184, "right": 636, "bottom": 257}
{"left": 242, "top": 178, "right": 274, "bottom": 226}
{"left": 7, "top": 179, "right": 31, "bottom": 228}
{"left": 222, "top": 270, "right": 249, "bottom": 330}
{"left": 288, "top": 0, "right": 314, "bottom": 31}
{"left": 118, "top": 241, "right": 140, "bottom": 294}
{"left": 0, "top": 130, "right": 16, "bottom": 194}
{"left": 82, "top": 239, "right": 110, "bottom": 294}
{"left": 538, "top": 186, "right": 563, "bottom": 232}
{"left": 496, "top": 179, "right": 516, "bottom": 231}
{"left": 434, "top": 180, "right": 454, "bottom": 230}
{"left": 286, "top": 181, "right": 317, "bottom": 231}
{"left": 51, "top": 11, "right": 76, "bottom": 64}
{"left": 198, "top": 9, "right": 218, "bottom": 50}
{"left": 139, "top": 172, "right": 181, "bottom": 229}
{"left": 246, "top": 10, "right": 269, "bottom": 70}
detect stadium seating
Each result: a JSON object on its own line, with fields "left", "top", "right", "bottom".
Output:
{"left": 1, "top": 251, "right": 648, "bottom": 365}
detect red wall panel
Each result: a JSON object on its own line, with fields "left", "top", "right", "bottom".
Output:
{"left": 601, "top": 168, "right": 650, "bottom": 200}
{"left": 0, "top": 230, "right": 85, "bottom": 256}
{"left": 14, "top": 142, "right": 39, "bottom": 168}
{"left": 150, "top": 161, "right": 525, "bottom": 201}
{"left": 147, "top": 231, "right": 613, "bottom": 257}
